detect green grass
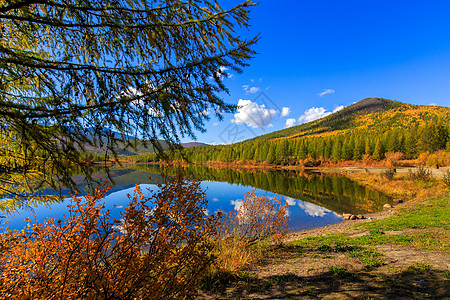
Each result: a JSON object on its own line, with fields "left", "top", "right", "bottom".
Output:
{"left": 348, "top": 249, "right": 384, "bottom": 267}
{"left": 329, "top": 266, "right": 351, "bottom": 276}
{"left": 359, "top": 195, "right": 450, "bottom": 231}
{"left": 293, "top": 195, "right": 450, "bottom": 252}
{"left": 403, "top": 262, "right": 431, "bottom": 275}
{"left": 293, "top": 227, "right": 447, "bottom": 251}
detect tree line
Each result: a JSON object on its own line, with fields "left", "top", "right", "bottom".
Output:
{"left": 135, "top": 122, "right": 450, "bottom": 165}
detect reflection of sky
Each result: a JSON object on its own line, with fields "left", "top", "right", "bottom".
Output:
{"left": 3, "top": 181, "right": 343, "bottom": 232}
{"left": 3, "top": 184, "right": 156, "bottom": 232}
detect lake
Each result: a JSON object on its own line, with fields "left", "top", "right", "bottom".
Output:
{"left": 2, "top": 164, "right": 392, "bottom": 232}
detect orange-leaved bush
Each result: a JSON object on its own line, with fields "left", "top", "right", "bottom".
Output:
{"left": 0, "top": 172, "right": 218, "bottom": 299}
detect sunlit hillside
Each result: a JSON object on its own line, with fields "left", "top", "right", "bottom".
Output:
{"left": 251, "top": 98, "right": 450, "bottom": 141}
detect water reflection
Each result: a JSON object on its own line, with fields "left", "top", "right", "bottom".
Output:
{"left": 2, "top": 164, "right": 392, "bottom": 232}
{"left": 130, "top": 164, "right": 392, "bottom": 214}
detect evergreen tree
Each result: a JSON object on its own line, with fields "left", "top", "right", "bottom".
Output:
{"left": 266, "top": 145, "right": 276, "bottom": 164}
{"left": 372, "top": 140, "right": 385, "bottom": 161}
{"left": 387, "top": 130, "right": 400, "bottom": 152}
{"left": 331, "top": 138, "right": 342, "bottom": 161}
{"left": 341, "top": 137, "right": 353, "bottom": 161}
{"left": 404, "top": 130, "right": 417, "bottom": 157}
{"left": 353, "top": 137, "right": 364, "bottom": 161}
{"left": 297, "top": 140, "right": 308, "bottom": 160}
{"left": 365, "top": 138, "right": 372, "bottom": 156}
{"left": 324, "top": 138, "right": 332, "bottom": 158}
{"left": 258, "top": 142, "right": 269, "bottom": 162}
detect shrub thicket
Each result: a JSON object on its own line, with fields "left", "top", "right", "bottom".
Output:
{"left": 0, "top": 172, "right": 218, "bottom": 299}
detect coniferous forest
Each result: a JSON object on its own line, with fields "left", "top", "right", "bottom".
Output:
{"left": 133, "top": 98, "right": 450, "bottom": 166}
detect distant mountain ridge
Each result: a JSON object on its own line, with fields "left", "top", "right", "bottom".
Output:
{"left": 84, "top": 132, "right": 209, "bottom": 156}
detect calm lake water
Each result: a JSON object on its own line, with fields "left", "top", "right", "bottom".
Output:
{"left": 3, "top": 164, "right": 392, "bottom": 232}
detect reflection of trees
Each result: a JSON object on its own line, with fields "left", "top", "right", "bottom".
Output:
{"left": 0, "top": 166, "right": 93, "bottom": 212}
{"left": 0, "top": 164, "right": 168, "bottom": 212}
{"left": 141, "top": 164, "right": 391, "bottom": 214}
{"left": 1, "top": 163, "right": 391, "bottom": 214}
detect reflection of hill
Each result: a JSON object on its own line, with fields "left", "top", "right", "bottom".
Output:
{"left": 108, "top": 169, "right": 164, "bottom": 186}
{"left": 72, "top": 167, "right": 165, "bottom": 186}
{"left": 37, "top": 168, "right": 165, "bottom": 199}
{"left": 140, "top": 164, "right": 392, "bottom": 214}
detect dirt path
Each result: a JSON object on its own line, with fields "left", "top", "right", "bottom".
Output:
{"left": 337, "top": 166, "right": 449, "bottom": 178}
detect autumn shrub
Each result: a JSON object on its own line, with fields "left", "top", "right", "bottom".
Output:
{"left": 302, "top": 156, "right": 320, "bottom": 167}
{"left": 443, "top": 170, "right": 450, "bottom": 187}
{"left": 408, "top": 167, "right": 432, "bottom": 182}
{"left": 417, "top": 151, "right": 430, "bottom": 166}
{"left": 381, "top": 168, "right": 396, "bottom": 180}
{"left": 0, "top": 172, "right": 218, "bottom": 299}
{"left": 425, "top": 150, "right": 450, "bottom": 167}
{"left": 219, "top": 190, "right": 289, "bottom": 244}
{"left": 385, "top": 152, "right": 404, "bottom": 167}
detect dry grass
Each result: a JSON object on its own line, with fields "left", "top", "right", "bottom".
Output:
{"left": 346, "top": 172, "right": 450, "bottom": 200}
{"left": 212, "top": 237, "right": 256, "bottom": 272}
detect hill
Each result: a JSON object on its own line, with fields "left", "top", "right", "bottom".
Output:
{"left": 251, "top": 98, "right": 449, "bottom": 141}
{"left": 180, "top": 142, "right": 209, "bottom": 148}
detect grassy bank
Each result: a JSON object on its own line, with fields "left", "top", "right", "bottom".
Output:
{"left": 198, "top": 174, "right": 450, "bottom": 299}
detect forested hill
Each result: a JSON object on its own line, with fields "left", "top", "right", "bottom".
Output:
{"left": 251, "top": 98, "right": 447, "bottom": 141}
{"left": 135, "top": 98, "right": 450, "bottom": 165}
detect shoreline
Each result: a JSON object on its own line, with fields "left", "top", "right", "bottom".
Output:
{"left": 286, "top": 202, "right": 398, "bottom": 242}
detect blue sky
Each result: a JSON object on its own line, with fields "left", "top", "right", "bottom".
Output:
{"left": 185, "top": 0, "right": 450, "bottom": 144}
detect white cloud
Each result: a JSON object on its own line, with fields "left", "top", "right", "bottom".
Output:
{"left": 285, "top": 196, "right": 297, "bottom": 206}
{"left": 318, "top": 89, "right": 335, "bottom": 97}
{"left": 213, "top": 66, "right": 233, "bottom": 79}
{"left": 298, "top": 107, "right": 332, "bottom": 124}
{"left": 284, "top": 118, "right": 297, "bottom": 128}
{"left": 212, "top": 197, "right": 219, "bottom": 202}
{"left": 232, "top": 99, "right": 278, "bottom": 128}
{"left": 230, "top": 199, "right": 243, "bottom": 212}
{"left": 213, "top": 122, "right": 219, "bottom": 126}
{"left": 249, "top": 87, "right": 260, "bottom": 93}
{"left": 280, "top": 107, "right": 291, "bottom": 117}
{"left": 268, "top": 124, "right": 274, "bottom": 128}
{"left": 296, "top": 104, "right": 345, "bottom": 124}
{"left": 148, "top": 107, "right": 163, "bottom": 117}
{"left": 333, "top": 105, "right": 344, "bottom": 113}
{"left": 298, "top": 201, "right": 330, "bottom": 217}
{"left": 429, "top": 102, "right": 437, "bottom": 106}
{"left": 242, "top": 85, "right": 260, "bottom": 94}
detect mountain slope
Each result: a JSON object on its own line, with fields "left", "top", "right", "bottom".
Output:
{"left": 251, "top": 98, "right": 449, "bottom": 141}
